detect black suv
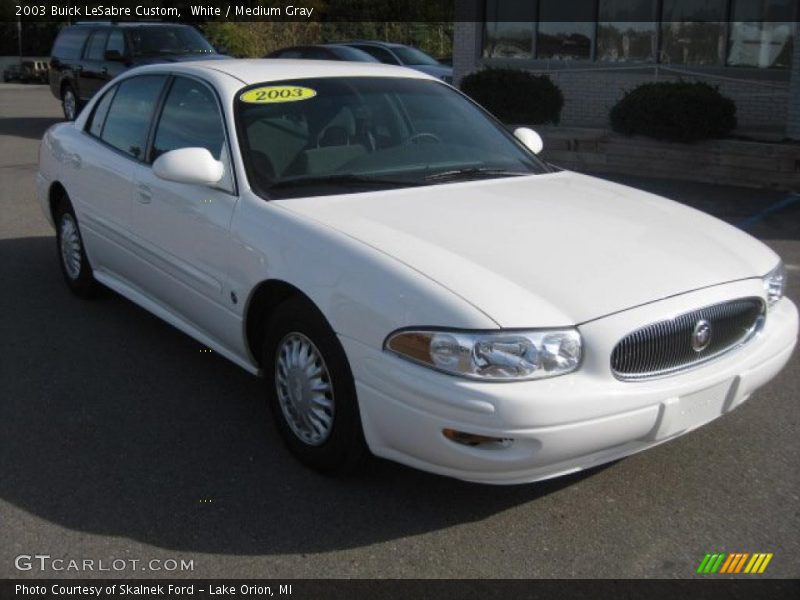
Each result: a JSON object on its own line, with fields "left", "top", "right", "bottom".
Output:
{"left": 49, "top": 22, "right": 225, "bottom": 120}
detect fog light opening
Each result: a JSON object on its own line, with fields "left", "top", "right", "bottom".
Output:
{"left": 442, "top": 428, "right": 514, "bottom": 448}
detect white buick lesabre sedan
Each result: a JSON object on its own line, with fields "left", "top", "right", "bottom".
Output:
{"left": 37, "top": 59, "right": 797, "bottom": 484}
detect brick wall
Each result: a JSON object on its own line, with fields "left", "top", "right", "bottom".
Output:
{"left": 452, "top": 0, "right": 481, "bottom": 86}
{"left": 536, "top": 68, "right": 789, "bottom": 133}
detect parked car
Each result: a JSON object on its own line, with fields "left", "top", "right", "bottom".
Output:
{"left": 266, "top": 44, "right": 380, "bottom": 63}
{"left": 37, "top": 60, "right": 797, "bottom": 484}
{"left": 21, "top": 60, "right": 49, "bottom": 84}
{"left": 49, "top": 22, "right": 226, "bottom": 121}
{"left": 340, "top": 41, "right": 453, "bottom": 82}
{"left": 3, "top": 64, "right": 22, "bottom": 82}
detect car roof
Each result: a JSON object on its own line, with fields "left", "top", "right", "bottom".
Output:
{"left": 128, "top": 58, "right": 435, "bottom": 85}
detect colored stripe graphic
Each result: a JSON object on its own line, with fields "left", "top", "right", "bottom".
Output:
{"left": 719, "top": 554, "right": 735, "bottom": 573}
{"left": 697, "top": 554, "right": 712, "bottom": 573}
{"left": 699, "top": 552, "right": 773, "bottom": 574}
{"left": 710, "top": 553, "right": 726, "bottom": 573}
{"left": 733, "top": 553, "right": 749, "bottom": 573}
{"left": 745, "top": 554, "right": 760, "bottom": 573}
{"left": 758, "top": 554, "right": 773, "bottom": 573}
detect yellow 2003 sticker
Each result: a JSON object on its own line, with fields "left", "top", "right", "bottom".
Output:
{"left": 240, "top": 86, "right": 317, "bottom": 104}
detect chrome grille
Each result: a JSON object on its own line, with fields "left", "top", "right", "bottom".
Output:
{"left": 611, "top": 297, "right": 765, "bottom": 380}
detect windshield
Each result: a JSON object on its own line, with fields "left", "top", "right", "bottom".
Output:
{"left": 237, "top": 77, "right": 548, "bottom": 199}
{"left": 391, "top": 46, "right": 441, "bottom": 66}
{"left": 130, "top": 27, "right": 215, "bottom": 56}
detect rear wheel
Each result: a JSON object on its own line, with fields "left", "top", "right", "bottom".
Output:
{"left": 62, "top": 84, "right": 79, "bottom": 121}
{"left": 55, "top": 197, "right": 98, "bottom": 297}
{"left": 262, "top": 297, "right": 367, "bottom": 474}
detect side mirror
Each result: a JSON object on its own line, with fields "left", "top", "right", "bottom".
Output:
{"left": 103, "top": 49, "right": 125, "bottom": 62}
{"left": 153, "top": 148, "right": 224, "bottom": 186}
{"left": 513, "top": 127, "right": 544, "bottom": 155}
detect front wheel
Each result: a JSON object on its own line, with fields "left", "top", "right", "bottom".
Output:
{"left": 262, "top": 297, "right": 367, "bottom": 474}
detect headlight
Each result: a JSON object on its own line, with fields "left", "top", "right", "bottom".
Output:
{"left": 763, "top": 261, "right": 786, "bottom": 308}
{"left": 385, "top": 329, "right": 582, "bottom": 381}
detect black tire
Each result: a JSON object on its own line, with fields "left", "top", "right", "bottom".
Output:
{"left": 61, "top": 83, "right": 80, "bottom": 121}
{"left": 262, "top": 297, "right": 367, "bottom": 474}
{"left": 54, "top": 197, "right": 98, "bottom": 298}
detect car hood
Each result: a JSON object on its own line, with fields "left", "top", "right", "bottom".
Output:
{"left": 275, "top": 171, "right": 777, "bottom": 327}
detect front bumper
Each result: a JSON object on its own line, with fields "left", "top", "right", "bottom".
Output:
{"left": 342, "top": 279, "right": 798, "bottom": 484}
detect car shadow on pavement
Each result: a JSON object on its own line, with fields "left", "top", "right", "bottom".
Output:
{"left": 0, "top": 236, "right": 607, "bottom": 555}
{"left": 0, "top": 117, "right": 63, "bottom": 141}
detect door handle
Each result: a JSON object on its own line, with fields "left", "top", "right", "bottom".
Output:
{"left": 136, "top": 185, "right": 153, "bottom": 204}
{"left": 101, "top": 67, "right": 108, "bottom": 75}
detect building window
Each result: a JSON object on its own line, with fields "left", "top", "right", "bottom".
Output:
{"left": 536, "top": 0, "right": 595, "bottom": 59}
{"left": 597, "top": 0, "right": 658, "bottom": 62}
{"left": 481, "top": 0, "right": 795, "bottom": 69}
{"left": 660, "top": 0, "right": 727, "bottom": 65}
{"left": 482, "top": 1, "right": 534, "bottom": 58}
{"left": 727, "top": 0, "right": 796, "bottom": 68}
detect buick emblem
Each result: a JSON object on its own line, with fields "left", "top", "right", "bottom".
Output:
{"left": 691, "top": 319, "right": 712, "bottom": 352}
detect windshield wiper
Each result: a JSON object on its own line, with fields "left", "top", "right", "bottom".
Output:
{"left": 424, "top": 167, "right": 531, "bottom": 182}
{"left": 268, "top": 173, "right": 420, "bottom": 191}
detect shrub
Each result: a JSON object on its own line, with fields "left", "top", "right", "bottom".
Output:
{"left": 609, "top": 81, "right": 736, "bottom": 143}
{"left": 460, "top": 68, "right": 564, "bottom": 125}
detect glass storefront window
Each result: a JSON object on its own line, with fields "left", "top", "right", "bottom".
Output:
{"left": 727, "top": 0, "right": 796, "bottom": 68}
{"left": 597, "top": 0, "right": 658, "bottom": 62}
{"left": 483, "top": 22, "right": 534, "bottom": 58}
{"left": 660, "top": 0, "right": 727, "bottom": 65}
{"left": 536, "top": 1, "right": 596, "bottom": 59}
{"left": 483, "top": 0, "right": 535, "bottom": 59}
{"left": 480, "top": 0, "right": 794, "bottom": 69}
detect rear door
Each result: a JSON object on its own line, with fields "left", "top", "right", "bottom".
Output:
{"left": 71, "top": 74, "right": 168, "bottom": 280}
{"left": 101, "top": 29, "right": 130, "bottom": 83}
{"left": 77, "top": 28, "right": 109, "bottom": 101}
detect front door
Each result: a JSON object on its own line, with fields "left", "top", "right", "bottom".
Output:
{"left": 129, "top": 75, "right": 239, "bottom": 349}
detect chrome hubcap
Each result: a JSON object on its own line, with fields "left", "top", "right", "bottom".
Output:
{"left": 59, "top": 214, "right": 82, "bottom": 280}
{"left": 275, "top": 332, "right": 335, "bottom": 446}
{"left": 64, "top": 91, "right": 76, "bottom": 120}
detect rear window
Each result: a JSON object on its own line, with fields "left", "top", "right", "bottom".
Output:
{"left": 101, "top": 75, "right": 167, "bottom": 160}
{"left": 52, "top": 28, "right": 90, "bottom": 60}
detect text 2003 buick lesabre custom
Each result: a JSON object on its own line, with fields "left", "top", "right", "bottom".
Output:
{"left": 37, "top": 59, "right": 797, "bottom": 484}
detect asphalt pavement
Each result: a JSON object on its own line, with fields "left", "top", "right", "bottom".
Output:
{"left": 1, "top": 84, "right": 798, "bottom": 579}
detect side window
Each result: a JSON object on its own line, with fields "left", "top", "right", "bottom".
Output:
{"left": 85, "top": 30, "right": 109, "bottom": 61}
{"left": 106, "top": 30, "right": 126, "bottom": 57}
{"left": 86, "top": 85, "right": 117, "bottom": 138}
{"left": 304, "top": 48, "right": 330, "bottom": 60}
{"left": 52, "top": 28, "right": 90, "bottom": 60}
{"left": 101, "top": 75, "right": 167, "bottom": 160}
{"left": 151, "top": 77, "right": 225, "bottom": 162}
